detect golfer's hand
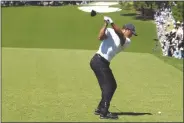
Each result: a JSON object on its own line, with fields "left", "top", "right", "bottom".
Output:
{"left": 104, "top": 16, "right": 113, "bottom": 24}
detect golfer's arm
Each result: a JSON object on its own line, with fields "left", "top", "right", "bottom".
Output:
{"left": 111, "top": 23, "right": 126, "bottom": 45}
{"left": 98, "top": 24, "right": 108, "bottom": 41}
{"left": 111, "top": 23, "right": 122, "bottom": 34}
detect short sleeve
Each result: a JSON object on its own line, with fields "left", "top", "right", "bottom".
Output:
{"left": 125, "top": 38, "right": 131, "bottom": 44}
{"left": 122, "top": 38, "right": 131, "bottom": 49}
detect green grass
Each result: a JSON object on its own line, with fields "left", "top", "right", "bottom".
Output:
{"left": 154, "top": 53, "right": 183, "bottom": 72}
{"left": 2, "top": 48, "right": 183, "bottom": 122}
{"left": 2, "top": 6, "right": 183, "bottom": 122}
{"left": 152, "top": 40, "right": 183, "bottom": 71}
{"left": 2, "top": 6, "right": 156, "bottom": 53}
{"left": 3, "top": 6, "right": 182, "bottom": 71}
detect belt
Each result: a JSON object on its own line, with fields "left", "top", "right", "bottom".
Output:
{"left": 96, "top": 53, "right": 110, "bottom": 65}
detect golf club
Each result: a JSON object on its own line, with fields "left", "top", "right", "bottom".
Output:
{"left": 90, "top": 9, "right": 104, "bottom": 17}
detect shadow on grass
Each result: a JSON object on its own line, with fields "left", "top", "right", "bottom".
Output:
{"left": 120, "top": 13, "right": 154, "bottom": 21}
{"left": 120, "top": 13, "right": 137, "bottom": 16}
{"left": 112, "top": 112, "right": 152, "bottom": 116}
{"left": 153, "top": 38, "right": 159, "bottom": 41}
{"left": 133, "top": 15, "right": 154, "bottom": 21}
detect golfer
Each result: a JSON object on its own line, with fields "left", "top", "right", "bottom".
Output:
{"left": 90, "top": 16, "right": 137, "bottom": 119}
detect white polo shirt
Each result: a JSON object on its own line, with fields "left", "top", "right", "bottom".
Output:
{"left": 96, "top": 28, "right": 131, "bottom": 62}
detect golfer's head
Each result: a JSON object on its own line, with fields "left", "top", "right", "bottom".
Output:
{"left": 122, "top": 23, "right": 137, "bottom": 38}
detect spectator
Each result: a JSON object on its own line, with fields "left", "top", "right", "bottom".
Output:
{"left": 154, "top": 3, "right": 183, "bottom": 59}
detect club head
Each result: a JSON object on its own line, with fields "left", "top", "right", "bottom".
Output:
{"left": 91, "top": 10, "right": 97, "bottom": 17}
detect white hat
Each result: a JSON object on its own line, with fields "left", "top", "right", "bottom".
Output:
{"left": 171, "top": 29, "right": 176, "bottom": 33}
{"left": 177, "top": 21, "right": 180, "bottom": 24}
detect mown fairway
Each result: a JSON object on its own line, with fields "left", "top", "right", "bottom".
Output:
{"left": 2, "top": 6, "right": 183, "bottom": 122}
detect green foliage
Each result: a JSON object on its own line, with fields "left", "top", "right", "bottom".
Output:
{"left": 119, "top": 1, "right": 134, "bottom": 10}
{"left": 133, "top": 1, "right": 146, "bottom": 10}
{"left": 133, "top": 1, "right": 157, "bottom": 10}
{"left": 133, "top": 1, "right": 183, "bottom": 22}
{"left": 172, "top": 2, "right": 183, "bottom": 22}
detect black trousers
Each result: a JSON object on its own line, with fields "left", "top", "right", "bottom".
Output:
{"left": 90, "top": 53, "right": 117, "bottom": 114}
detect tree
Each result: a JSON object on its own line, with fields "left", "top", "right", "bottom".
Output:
{"left": 133, "top": 1, "right": 156, "bottom": 19}
{"left": 133, "top": 1, "right": 146, "bottom": 11}
{"left": 172, "top": 2, "right": 183, "bottom": 21}
{"left": 133, "top": 1, "right": 183, "bottom": 21}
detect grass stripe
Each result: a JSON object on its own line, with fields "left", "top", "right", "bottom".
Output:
{"left": 2, "top": 48, "right": 182, "bottom": 122}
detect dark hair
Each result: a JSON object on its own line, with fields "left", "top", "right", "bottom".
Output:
{"left": 122, "top": 25, "right": 126, "bottom": 29}
{"left": 122, "top": 26, "right": 132, "bottom": 31}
